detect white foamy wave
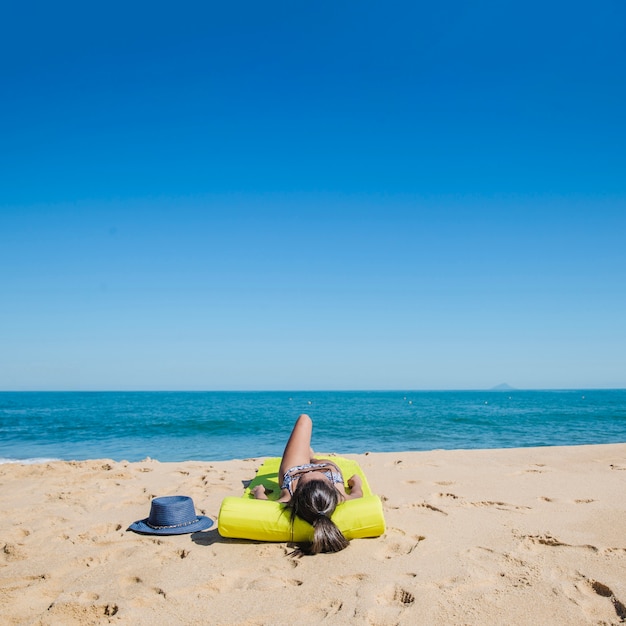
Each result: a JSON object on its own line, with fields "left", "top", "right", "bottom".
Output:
{"left": 0, "top": 457, "right": 62, "bottom": 465}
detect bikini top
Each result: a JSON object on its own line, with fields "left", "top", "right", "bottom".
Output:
{"left": 281, "top": 462, "right": 345, "bottom": 496}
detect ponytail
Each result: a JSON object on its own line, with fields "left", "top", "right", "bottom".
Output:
{"left": 310, "top": 513, "right": 349, "bottom": 554}
{"left": 287, "top": 480, "right": 349, "bottom": 555}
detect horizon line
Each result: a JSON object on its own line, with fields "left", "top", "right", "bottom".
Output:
{"left": 1, "top": 387, "right": 624, "bottom": 393}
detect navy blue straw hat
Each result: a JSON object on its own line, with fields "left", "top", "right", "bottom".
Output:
{"left": 129, "top": 495, "right": 213, "bottom": 535}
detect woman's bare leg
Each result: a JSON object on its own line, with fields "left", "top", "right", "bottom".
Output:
{"left": 279, "top": 414, "right": 313, "bottom": 480}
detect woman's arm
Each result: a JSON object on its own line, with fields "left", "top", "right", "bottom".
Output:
{"left": 251, "top": 484, "right": 291, "bottom": 502}
{"left": 251, "top": 485, "right": 269, "bottom": 500}
{"left": 344, "top": 474, "right": 363, "bottom": 500}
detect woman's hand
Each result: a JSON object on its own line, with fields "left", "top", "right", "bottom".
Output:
{"left": 347, "top": 474, "right": 361, "bottom": 489}
{"left": 251, "top": 485, "right": 269, "bottom": 500}
{"left": 347, "top": 474, "right": 363, "bottom": 498}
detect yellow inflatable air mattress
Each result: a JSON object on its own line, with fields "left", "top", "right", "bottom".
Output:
{"left": 218, "top": 456, "right": 385, "bottom": 542}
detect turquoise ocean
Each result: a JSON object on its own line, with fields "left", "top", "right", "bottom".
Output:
{"left": 1, "top": 390, "right": 625, "bottom": 463}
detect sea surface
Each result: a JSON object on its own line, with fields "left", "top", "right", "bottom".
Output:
{"left": 1, "top": 390, "right": 625, "bottom": 463}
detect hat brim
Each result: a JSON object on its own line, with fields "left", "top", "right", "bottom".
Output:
{"left": 128, "top": 515, "right": 214, "bottom": 535}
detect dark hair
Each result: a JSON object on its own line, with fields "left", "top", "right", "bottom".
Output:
{"left": 287, "top": 479, "right": 349, "bottom": 555}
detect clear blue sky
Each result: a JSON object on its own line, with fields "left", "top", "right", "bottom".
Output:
{"left": 1, "top": 1, "right": 625, "bottom": 390}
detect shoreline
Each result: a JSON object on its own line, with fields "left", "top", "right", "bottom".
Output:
{"left": 2, "top": 444, "right": 625, "bottom": 624}
{"left": 2, "top": 440, "right": 626, "bottom": 466}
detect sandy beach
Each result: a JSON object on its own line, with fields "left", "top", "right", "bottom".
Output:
{"left": 2, "top": 444, "right": 625, "bottom": 625}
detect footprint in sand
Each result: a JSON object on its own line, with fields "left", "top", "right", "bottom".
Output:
{"left": 469, "top": 500, "right": 531, "bottom": 511}
{"left": 300, "top": 596, "right": 347, "bottom": 621}
{"left": 410, "top": 502, "right": 447, "bottom": 515}
{"left": 377, "top": 528, "right": 424, "bottom": 559}
{"left": 77, "top": 523, "right": 123, "bottom": 542}
{"left": 436, "top": 492, "right": 459, "bottom": 500}
{"left": 566, "top": 574, "right": 626, "bottom": 623}
{"left": 201, "top": 570, "right": 248, "bottom": 595}
{"left": 365, "top": 586, "right": 416, "bottom": 625}
{"left": 320, "top": 598, "right": 344, "bottom": 618}
{"left": 74, "top": 591, "right": 100, "bottom": 602}
{"left": 331, "top": 573, "right": 369, "bottom": 586}
{"left": 1, "top": 573, "right": 50, "bottom": 594}
{"left": 247, "top": 576, "right": 304, "bottom": 591}
{"left": 78, "top": 554, "right": 110, "bottom": 568}
{"left": 2, "top": 542, "right": 27, "bottom": 562}
{"left": 464, "top": 545, "right": 538, "bottom": 588}
{"left": 519, "top": 464, "right": 548, "bottom": 474}
{"left": 123, "top": 575, "right": 143, "bottom": 585}
{"left": 542, "top": 495, "right": 595, "bottom": 505}
{"left": 377, "top": 585, "right": 416, "bottom": 607}
{"left": 46, "top": 598, "right": 119, "bottom": 621}
{"left": 589, "top": 580, "right": 626, "bottom": 621}
{"left": 518, "top": 532, "right": 599, "bottom": 552}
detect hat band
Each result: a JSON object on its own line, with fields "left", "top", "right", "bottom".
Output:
{"left": 146, "top": 517, "right": 200, "bottom": 530}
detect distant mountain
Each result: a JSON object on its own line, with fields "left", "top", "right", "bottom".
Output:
{"left": 490, "top": 383, "right": 516, "bottom": 391}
